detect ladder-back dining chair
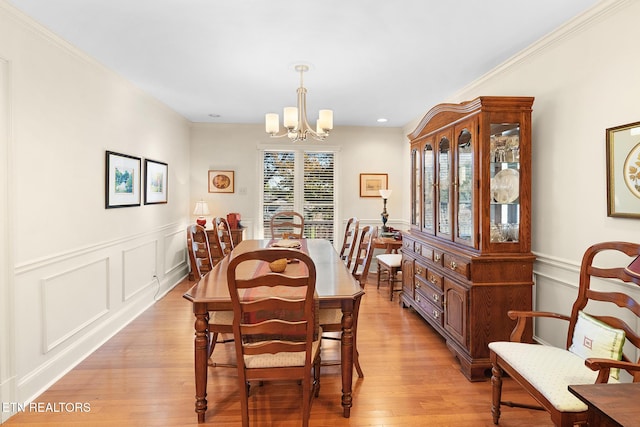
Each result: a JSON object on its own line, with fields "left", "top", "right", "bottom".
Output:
{"left": 339, "top": 217, "right": 359, "bottom": 268}
{"left": 213, "top": 216, "right": 235, "bottom": 256}
{"left": 319, "top": 225, "right": 376, "bottom": 378}
{"left": 489, "top": 241, "right": 640, "bottom": 426}
{"left": 270, "top": 211, "right": 304, "bottom": 239}
{"left": 186, "top": 224, "right": 234, "bottom": 366}
{"left": 226, "top": 248, "right": 321, "bottom": 427}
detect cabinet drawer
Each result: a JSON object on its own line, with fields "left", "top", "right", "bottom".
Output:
{"left": 417, "top": 243, "right": 433, "bottom": 261}
{"left": 402, "top": 239, "right": 414, "bottom": 252}
{"left": 443, "top": 253, "right": 470, "bottom": 279}
{"left": 415, "top": 291, "right": 444, "bottom": 327}
{"left": 425, "top": 270, "right": 443, "bottom": 291}
{"left": 432, "top": 249, "right": 444, "bottom": 266}
{"left": 414, "top": 261, "right": 428, "bottom": 280}
{"left": 416, "top": 276, "right": 443, "bottom": 308}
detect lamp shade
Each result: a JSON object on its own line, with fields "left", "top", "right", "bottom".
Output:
{"left": 379, "top": 189, "right": 392, "bottom": 199}
{"left": 193, "top": 200, "right": 210, "bottom": 216}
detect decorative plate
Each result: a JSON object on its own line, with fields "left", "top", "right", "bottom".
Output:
{"left": 491, "top": 168, "right": 519, "bottom": 204}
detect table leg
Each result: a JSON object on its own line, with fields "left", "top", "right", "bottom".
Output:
{"left": 194, "top": 306, "right": 210, "bottom": 423}
{"left": 340, "top": 299, "right": 355, "bottom": 418}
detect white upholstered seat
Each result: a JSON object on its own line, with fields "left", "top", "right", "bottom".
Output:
{"left": 489, "top": 341, "right": 618, "bottom": 413}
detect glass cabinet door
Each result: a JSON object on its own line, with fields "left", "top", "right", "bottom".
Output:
{"left": 455, "top": 126, "right": 474, "bottom": 246}
{"left": 437, "top": 133, "right": 452, "bottom": 239}
{"left": 489, "top": 123, "right": 521, "bottom": 244}
{"left": 423, "top": 141, "right": 435, "bottom": 235}
{"left": 411, "top": 148, "right": 421, "bottom": 228}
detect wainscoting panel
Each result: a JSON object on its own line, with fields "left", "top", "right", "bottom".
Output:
{"left": 164, "top": 228, "right": 186, "bottom": 276}
{"left": 122, "top": 240, "right": 158, "bottom": 302}
{"left": 12, "top": 223, "right": 189, "bottom": 406}
{"left": 42, "top": 258, "right": 109, "bottom": 353}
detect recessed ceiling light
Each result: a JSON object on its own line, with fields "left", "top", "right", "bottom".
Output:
{"left": 377, "top": 118, "right": 388, "bottom": 123}
{"left": 208, "top": 114, "right": 221, "bottom": 118}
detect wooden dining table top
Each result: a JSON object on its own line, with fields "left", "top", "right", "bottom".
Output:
{"left": 184, "top": 238, "right": 364, "bottom": 307}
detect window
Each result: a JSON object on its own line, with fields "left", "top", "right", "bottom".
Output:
{"left": 262, "top": 149, "right": 336, "bottom": 242}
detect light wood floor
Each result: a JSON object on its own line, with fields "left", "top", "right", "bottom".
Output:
{"left": 5, "top": 275, "right": 554, "bottom": 426}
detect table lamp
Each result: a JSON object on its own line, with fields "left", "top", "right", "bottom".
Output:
{"left": 379, "top": 189, "right": 392, "bottom": 233}
{"left": 193, "top": 200, "right": 210, "bottom": 227}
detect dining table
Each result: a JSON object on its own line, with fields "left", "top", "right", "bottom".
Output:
{"left": 183, "top": 238, "right": 365, "bottom": 423}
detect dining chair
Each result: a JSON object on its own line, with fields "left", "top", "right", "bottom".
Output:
{"left": 226, "top": 248, "right": 321, "bottom": 427}
{"left": 213, "top": 216, "right": 235, "bottom": 256}
{"left": 186, "top": 224, "right": 234, "bottom": 367}
{"left": 319, "top": 225, "right": 376, "bottom": 378}
{"left": 270, "top": 211, "right": 305, "bottom": 239}
{"left": 489, "top": 241, "right": 640, "bottom": 427}
{"left": 338, "top": 217, "right": 359, "bottom": 268}
{"left": 350, "top": 225, "right": 378, "bottom": 286}
{"left": 376, "top": 252, "right": 402, "bottom": 301}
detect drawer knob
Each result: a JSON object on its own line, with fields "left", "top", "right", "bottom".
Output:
{"left": 433, "top": 294, "right": 439, "bottom": 302}
{"left": 434, "top": 254, "right": 441, "bottom": 262}
{"left": 450, "top": 261, "right": 457, "bottom": 270}
{"left": 415, "top": 283, "right": 421, "bottom": 289}
{"left": 433, "top": 310, "right": 440, "bottom": 319}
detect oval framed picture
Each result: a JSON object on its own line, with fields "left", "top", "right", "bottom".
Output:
{"left": 208, "top": 170, "right": 234, "bottom": 193}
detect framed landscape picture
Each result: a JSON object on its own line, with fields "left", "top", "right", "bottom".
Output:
{"left": 144, "top": 159, "right": 168, "bottom": 205}
{"left": 359, "top": 173, "right": 388, "bottom": 197}
{"left": 208, "top": 170, "right": 234, "bottom": 193}
{"left": 105, "top": 151, "right": 141, "bottom": 208}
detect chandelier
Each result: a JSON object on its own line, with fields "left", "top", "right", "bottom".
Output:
{"left": 265, "top": 64, "right": 333, "bottom": 142}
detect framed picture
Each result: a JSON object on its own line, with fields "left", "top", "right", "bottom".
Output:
{"left": 606, "top": 121, "right": 640, "bottom": 218}
{"left": 144, "top": 159, "right": 168, "bottom": 205}
{"left": 208, "top": 170, "right": 235, "bottom": 193}
{"left": 360, "top": 173, "right": 388, "bottom": 197}
{"left": 105, "top": 151, "right": 141, "bottom": 209}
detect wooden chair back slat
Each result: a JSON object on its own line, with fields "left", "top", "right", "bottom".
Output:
{"left": 270, "top": 211, "right": 305, "bottom": 239}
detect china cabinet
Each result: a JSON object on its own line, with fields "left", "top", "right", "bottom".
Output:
{"left": 402, "top": 96, "right": 535, "bottom": 381}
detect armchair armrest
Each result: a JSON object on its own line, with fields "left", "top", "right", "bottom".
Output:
{"left": 507, "top": 310, "right": 571, "bottom": 343}
{"left": 585, "top": 357, "right": 640, "bottom": 383}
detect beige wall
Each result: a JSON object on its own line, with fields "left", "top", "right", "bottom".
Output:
{"left": 189, "top": 123, "right": 406, "bottom": 241}
{"left": 0, "top": 2, "right": 191, "bottom": 412}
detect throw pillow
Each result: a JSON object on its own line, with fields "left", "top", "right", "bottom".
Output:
{"left": 569, "top": 310, "right": 625, "bottom": 379}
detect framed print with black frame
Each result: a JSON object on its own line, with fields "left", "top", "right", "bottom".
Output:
{"left": 606, "top": 121, "right": 640, "bottom": 218}
{"left": 105, "top": 151, "right": 141, "bottom": 208}
{"left": 144, "top": 159, "right": 168, "bottom": 205}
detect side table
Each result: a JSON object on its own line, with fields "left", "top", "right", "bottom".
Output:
{"left": 568, "top": 383, "right": 640, "bottom": 427}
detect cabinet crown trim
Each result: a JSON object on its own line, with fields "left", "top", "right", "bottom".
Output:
{"left": 408, "top": 96, "right": 534, "bottom": 141}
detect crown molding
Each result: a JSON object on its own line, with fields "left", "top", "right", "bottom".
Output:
{"left": 449, "top": 0, "right": 632, "bottom": 102}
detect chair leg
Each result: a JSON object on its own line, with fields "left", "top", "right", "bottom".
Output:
{"left": 491, "top": 363, "right": 503, "bottom": 425}
{"left": 239, "top": 376, "right": 250, "bottom": 427}
{"left": 377, "top": 262, "right": 382, "bottom": 289}
{"left": 302, "top": 373, "right": 312, "bottom": 427}
{"left": 314, "top": 353, "right": 321, "bottom": 397}
{"left": 353, "top": 298, "right": 364, "bottom": 378}
{"left": 208, "top": 332, "right": 219, "bottom": 359}
{"left": 388, "top": 267, "right": 394, "bottom": 301}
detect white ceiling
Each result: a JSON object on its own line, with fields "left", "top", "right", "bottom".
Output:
{"left": 7, "top": 0, "right": 601, "bottom": 128}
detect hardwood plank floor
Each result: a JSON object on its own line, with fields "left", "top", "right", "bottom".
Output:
{"left": 5, "top": 274, "right": 554, "bottom": 426}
